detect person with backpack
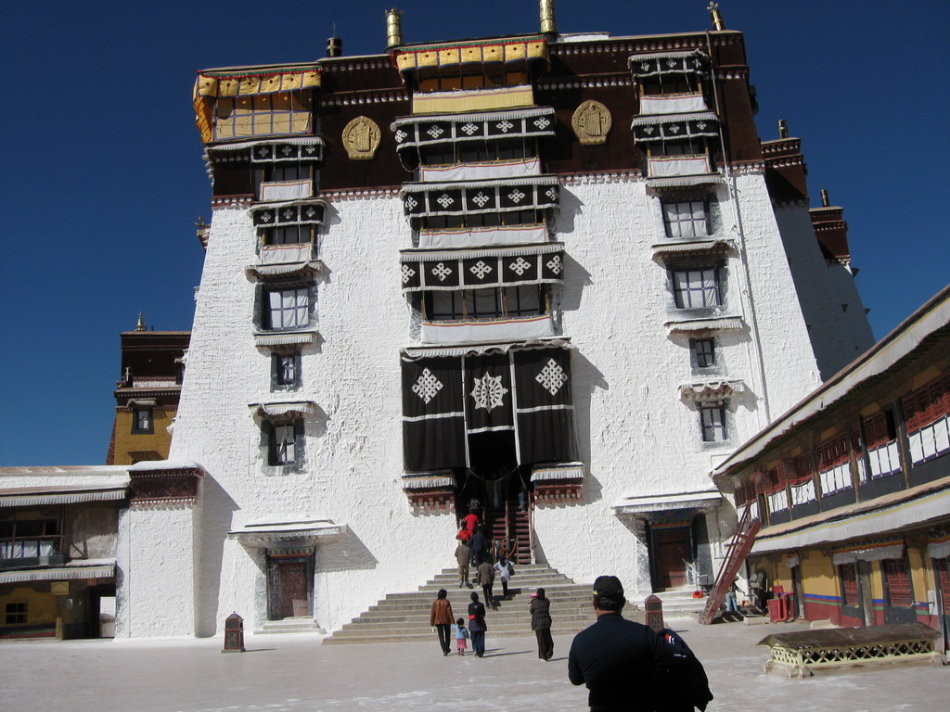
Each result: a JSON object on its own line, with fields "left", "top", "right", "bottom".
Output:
{"left": 654, "top": 628, "right": 713, "bottom": 712}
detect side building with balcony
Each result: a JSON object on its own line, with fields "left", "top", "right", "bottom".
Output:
{"left": 713, "top": 286, "right": 949, "bottom": 648}
{"left": 150, "top": 2, "right": 875, "bottom": 638}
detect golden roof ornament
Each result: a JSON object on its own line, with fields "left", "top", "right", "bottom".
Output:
{"left": 342, "top": 116, "right": 382, "bottom": 160}
{"left": 707, "top": 2, "right": 725, "bottom": 31}
{"left": 386, "top": 9, "right": 403, "bottom": 49}
{"left": 135, "top": 312, "right": 146, "bottom": 331}
{"left": 540, "top": 0, "right": 557, "bottom": 36}
{"left": 571, "top": 100, "right": 612, "bottom": 145}
{"left": 778, "top": 119, "right": 789, "bottom": 138}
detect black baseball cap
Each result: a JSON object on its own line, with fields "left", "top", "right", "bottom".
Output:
{"left": 593, "top": 575, "right": 624, "bottom": 599}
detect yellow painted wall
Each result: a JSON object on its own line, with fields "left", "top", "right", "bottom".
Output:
{"left": 111, "top": 406, "right": 176, "bottom": 465}
{"left": 0, "top": 585, "right": 57, "bottom": 628}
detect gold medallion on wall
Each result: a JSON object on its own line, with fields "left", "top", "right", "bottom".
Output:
{"left": 571, "top": 100, "right": 612, "bottom": 145}
{"left": 342, "top": 116, "right": 381, "bottom": 160}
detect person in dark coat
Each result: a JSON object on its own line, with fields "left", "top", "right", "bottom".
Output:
{"left": 470, "top": 526, "right": 488, "bottom": 567}
{"left": 530, "top": 587, "right": 554, "bottom": 660}
{"left": 467, "top": 591, "right": 488, "bottom": 657}
{"left": 429, "top": 588, "right": 454, "bottom": 656}
{"left": 568, "top": 575, "right": 666, "bottom": 712}
{"left": 654, "top": 628, "right": 713, "bottom": 712}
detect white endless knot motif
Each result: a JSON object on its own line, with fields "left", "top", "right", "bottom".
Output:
{"left": 431, "top": 262, "right": 453, "bottom": 281}
{"left": 536, "top": 358, "right": 568, "bottom": 396}
{"left": 470, "top": 261, "right": 493, "bottom": 279}
{"left": 696, "top": 122, "right": 707, "bottom": 130}
{"left": 395, "top": 130, "right": 407, "bottom": 143}
{"left": 666, "top": 59, "right": 678, "bottom": 68}
{"left": 304, "top": 206, "right": 318, "bottom": 219}
{"left": 259, "top": 212, "right": 273, "bottom": 223}
{"left": 280, "top": 145, "right": 294, "bottom": 156}
{"left": 669, "top": 124, "right": 681, "bottom": 134}
{"left": 304, "top": 146, "right": 317, "bottom": 155}
{"left": 640, "top": 62, "right": 650, "bottom": 71}
{"left": 437, "top": 193, "right": 455, "bottom": 208}
{"left": 544, "top": 187, "right": 558, "bottom": 201}
{"left": 426, "top": 125, "right": 445, "bottom": 139}
{"left": 471, "top": 192, "right": 490, "bottom": 208}
{"left": 507, "top": 189, "right": 526, "bottom": 204}
{"left": 412, "top": 368, "right": 444, "bottom": 403}
{"left": 546, "top": 255, "right": 563, "bottom": 275}
{"left": 461, "top": 123, "right": 479, "bottom": 136}
{"left": 401, "top": 264, "right": 416, "bottom": 284}
{"left": 496, "top": 121, "right": 514, "bottom": 133}
{"left": 643, "top": 126, "right": 655, "bottom": 135}
{"left": 256, "top": 147, "right": 270, "bottom": 158}
{"left": 534, "top": 117, "right": 551, "bottom": 130}
{"left": 508, "top": 257, "right": 532, "bottom": 276}
{"left": 470, "top": 372, "right": 508, "bottom": 412}
{"left": 281, "top": 208, "right": 295, "bottom": 220}
{"left": 405, "top": 196, "right": 418, "bottom": 211}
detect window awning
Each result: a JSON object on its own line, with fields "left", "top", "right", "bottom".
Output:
{"left": 393, "top": 36, "right": 549, "bottom": 73}
{"left": 0, "top": 485, "right": 127, "bottom": 508}
{"left": 402, "top": 471, "right": 457, "bottom": 490}
{"left": 664, "top": 316, "right": 745, "bottom": 335}
{"left": 401, "top": 176, "right": 559, "bottom": 218}
{"left": 632, "top": 112, "right": 719, "bottom": 142}
{"left": 251, "top": 199, "right": 326, "bottom": 227}
{"left": 531, "top": 462, "right": 584, "bottom": 482}
{"left": 206, "top": 137, "right": 324, "bottom": 165}
{"left": 246, "top": 261, "right": 323, "bottom": 282}
{"left": 613, "top": 489, "right": 722, "bottom": 516}
{"left": 193, "top": 64, "right": 321, "bottom": 144}
{"left": 678, "top": 379, "right": 746, "bottom": 403}
{"left": 392, "top": 108, "right": 555, "bottom": 152}
{"left": 401, "top": 337, "right": 573, "bottom": 360}
{"left": 249, "top": 401, "right": 316, "bottom": 418}
{"left": 0, "top": 560, "right": 116, "bottom": 585}
{"left": 229, "top": 516, "right": 343, "bottom": 549}
{"left": 253, "top": 331, "right": 317, "bottom": 347}
{"left": 400, "top": 242, "right": 564, "bottom": 292}
{"left": 651, "top": 239, "right": 734, "bottom": 258}
{"left": 629, "top": 50, "right": 708, "bottom": 77}
{"left": 125, "top": 398, "right": 157, "bottom": 409}
{"left": 646, "top": 174, "right": 724, "bottom": 191}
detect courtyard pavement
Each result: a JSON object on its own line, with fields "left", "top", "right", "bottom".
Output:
{"left": 2, "top": 616, "right": 946, "bottom": 711}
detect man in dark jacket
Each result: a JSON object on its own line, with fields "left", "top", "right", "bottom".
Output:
{"left": 568, "top": 575, "right": 666, "bottom": 712}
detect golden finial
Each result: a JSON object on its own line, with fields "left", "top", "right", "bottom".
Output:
{"left": 135, "top": 312, "right": 146, "bottom": 331}
{"left": 540, "top": 0, "right": 557, "bottom": 36}
{"left": 386, "top": 8, "right": 403, "bottom": 49}
{"left": 778, "top": 119, "right": 788, "bottom": 138}
{"left": 707, "top": 2, "right": 725, "bottom": 31}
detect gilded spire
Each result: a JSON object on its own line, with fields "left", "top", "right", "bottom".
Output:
{"left": 540, "top": 0, "right": 557, "bottom": 36}
{"left": 707, "top": 2, "right": 725, "bottom": 31}
{"left": 386, "top": 8, "right": 403, "bottom": 49}
{"left": 135, "top": 312, "right": 146, "bottom": 331}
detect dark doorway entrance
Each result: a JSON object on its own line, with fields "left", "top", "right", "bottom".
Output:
{"left": 267, "top": 554, "right": 312, "bottom": 620}
{"left": 882, "top": 557, "right": 916, "bottom": 624}
{"left": 458, "top": 431, "right": 532, "bottom": 564}
{"left": 652, "top": 525, "right": 693, "bottom": 589}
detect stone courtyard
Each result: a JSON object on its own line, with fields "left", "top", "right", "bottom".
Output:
{"left": 3, "top": 617, "right": 945, "bottom": 711}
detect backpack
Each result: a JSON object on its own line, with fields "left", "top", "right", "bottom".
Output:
{"left": 654, "top": 629, "right": 713, "bottom": 712}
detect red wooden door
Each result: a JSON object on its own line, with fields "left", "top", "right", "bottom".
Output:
{"left": 278, "top": 562, "right": 308, "bottom": 618}
{"left": 654, "top": 528, "right": 690, "bottom": 589}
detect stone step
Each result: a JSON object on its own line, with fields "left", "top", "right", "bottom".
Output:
{"left": 257, "top": 617, "right": 324, "bottom": 634}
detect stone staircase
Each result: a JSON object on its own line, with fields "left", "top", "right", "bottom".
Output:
{"left": 652, "top": 585, "right": 708, "bottom": 620}
{"left": 325, "top": 563, "right": 601, "bottom": 644}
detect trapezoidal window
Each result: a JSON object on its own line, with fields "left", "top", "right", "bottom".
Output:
{"left": 213, "top": 92, "right": 312, "bottom": 141}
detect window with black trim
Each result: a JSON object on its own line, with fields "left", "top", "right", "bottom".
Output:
{"left": 691, "top": 338, "right": 716, "bottom": 368}
{"left": 662, "top": 199, "right": 708, "bottom": 238}
{"left": 264, "top": 420, "right": 303, "bottom": 467}
{"left": 272, "top": 352, "right": 300, "bottom": 390}
{"left": 672, "top": 268, "right": 720, "bottom": 309}
{"left": 422, "top": 210, "right": 540, "bottom": 231}
{"left": 132, "top": 406, "right": 154, "bottom": 434}
{"left": 263, "top": 286, "right": 311, "bottom": 330}
{"left": 700, "top": 401, "right": 727, "bottom": 442}
{"left": 5, "top": 602, "right": 26, "bottom": 625}
{"left": 424, "top": 285, "right": 544, "bottom": 322}
{"left": 421, "top": 139, "right": 534, "bottom": 166}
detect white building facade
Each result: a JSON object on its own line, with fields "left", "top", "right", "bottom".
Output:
{"left": 119, "top": 6, "right": 876, "bottom": 637}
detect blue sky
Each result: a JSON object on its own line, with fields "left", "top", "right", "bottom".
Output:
{"left": 1, "top": 1, "right": 947, "bottom": 466}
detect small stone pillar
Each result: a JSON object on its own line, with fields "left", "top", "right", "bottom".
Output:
{"left": 644, "top": 594, "right": 665, "bottom": 633}
{"left": 222, "top": 613, "right": 245, "bottom": 653}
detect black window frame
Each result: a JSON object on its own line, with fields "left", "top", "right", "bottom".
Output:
{"left": 132, "top": 406, "right": 154, "bottom": 434}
